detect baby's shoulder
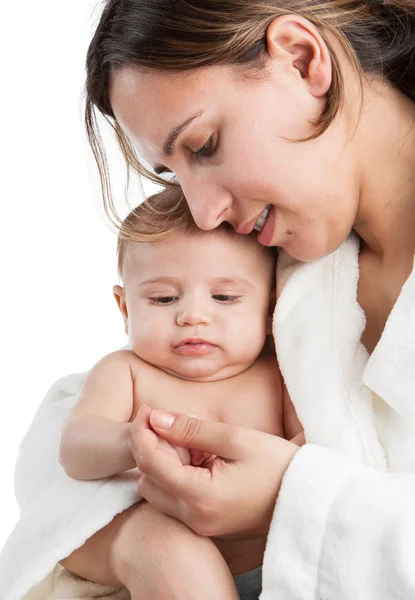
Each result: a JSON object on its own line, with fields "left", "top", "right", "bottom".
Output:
{"left": 233, "top": 353, "right": 282, "bottom": 398}
{"left": 245, "top": 353, "right": 284, "bottom": 400}
{"left": 251, "top": 352, "right": 281, "bottom": 380}
{"left": 88, "top": 349, "right": 148, "bottom": 380}
{"left": 110, "top": 350, "right": 168, "bottom": 387}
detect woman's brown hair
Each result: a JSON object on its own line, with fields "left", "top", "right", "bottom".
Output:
{"left": 85, "top": 0, "right": 415, "bottom": 226}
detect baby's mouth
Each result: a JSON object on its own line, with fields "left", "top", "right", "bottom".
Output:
{"left": 174, "top": 339, "right": 217, "bottom": 356}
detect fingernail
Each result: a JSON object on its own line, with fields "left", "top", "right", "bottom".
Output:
{"left": 186, "top": 413, "right": 201, "bottom": 419}
{"left": 151, "top": 410, "right": 176, "bottom": 430}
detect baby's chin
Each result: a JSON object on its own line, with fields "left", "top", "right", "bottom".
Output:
{"left": 159, "top": 362, "right": 254, "bottom": 383}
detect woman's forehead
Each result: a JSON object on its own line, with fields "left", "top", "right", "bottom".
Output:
{"left": 109, "top": 66, "right": 234, "bottom": 162}
{"left": 109, "top": 65, "right": 245, "bottom": 130}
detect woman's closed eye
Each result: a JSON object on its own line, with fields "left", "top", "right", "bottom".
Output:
{"left": 194, "top": 135, "right": 216, "bottom": 160}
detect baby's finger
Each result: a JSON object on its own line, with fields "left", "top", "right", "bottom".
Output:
{"left": 190, "top": 449, "right": 206, "bottom": 466}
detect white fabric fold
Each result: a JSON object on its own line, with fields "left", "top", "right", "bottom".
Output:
{"left": 0, "top": 376, "right": 140, "bottom": 600}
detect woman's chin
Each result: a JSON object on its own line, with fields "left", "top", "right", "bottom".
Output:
{"left": 281, "top": 236, "right": 346, "bottom": 263}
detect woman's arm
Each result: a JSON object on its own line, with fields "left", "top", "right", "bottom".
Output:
{"left": 131, "top": 408, "right": 415, "bottom": 598}
{"left": 262, "top": 444, "right": 415, "bottom": 599}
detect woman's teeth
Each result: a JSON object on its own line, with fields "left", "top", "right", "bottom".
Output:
{"left": 254, "top": 206, "right": 271, "bottom": 232}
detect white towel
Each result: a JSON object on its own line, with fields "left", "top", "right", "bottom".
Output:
{"left": 0, "top": 373, "right": 140, "bottom": 600}
{"left": 24, "top": 564, "right": 130, "bottom": 599}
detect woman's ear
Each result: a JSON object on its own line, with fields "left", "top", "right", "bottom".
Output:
{"left": 265, "top": 14, "right": 332, "bottom": 98}
{"left": 113, "top": 285, "right": 129, "bottom": 335}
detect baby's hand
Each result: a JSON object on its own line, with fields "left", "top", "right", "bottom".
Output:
{"left": 190, "top": 449, "right": 217, "bottom": 468}
{"left": 158, "top": 437, "right": 192, "bottom": 466}
{"left": 159, "top": 438, "right": 217, "bottom": 467}
{"left": 132, "top": 407, "right": 192, "bottom": 466}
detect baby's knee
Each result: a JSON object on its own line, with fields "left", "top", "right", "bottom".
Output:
{"left": 114, "top": 503, "right": 239, "bottom": 598}
{"left": 112, "top": 502, "right": 216, "bottom": 578}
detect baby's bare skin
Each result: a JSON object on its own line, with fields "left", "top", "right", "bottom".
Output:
{"left": 133, "top": 350, "right": 285, "bottom": 573}
{"left": 61, "top": 348, "right": 287, "bottom": 574}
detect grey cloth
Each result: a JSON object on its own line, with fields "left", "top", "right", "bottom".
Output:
{"left": 233, "top": 566, "right": 262, "bottom": 600}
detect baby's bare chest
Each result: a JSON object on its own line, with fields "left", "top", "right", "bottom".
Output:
{"left": 130, "top": 361, "right": 284, "bottom": 438}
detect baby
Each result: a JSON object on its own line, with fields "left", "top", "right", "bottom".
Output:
{"left": 59, "top": 187, "right": 302, "bottom": 598}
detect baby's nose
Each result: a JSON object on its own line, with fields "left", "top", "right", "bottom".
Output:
{"left": 176, "top": 302, "right": 212, "bottom": 326}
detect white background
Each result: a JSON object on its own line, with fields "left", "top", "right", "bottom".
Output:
{"left": 1, "top": 1, "right": 159, "bottom": 549}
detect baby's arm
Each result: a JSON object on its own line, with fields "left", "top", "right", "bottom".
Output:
{"left": 59, "top": 350, "right": 137, "bottom": 480}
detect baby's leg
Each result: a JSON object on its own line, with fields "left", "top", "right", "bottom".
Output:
{"left": 61, "top": 501, "right": 240, "bottom": 600}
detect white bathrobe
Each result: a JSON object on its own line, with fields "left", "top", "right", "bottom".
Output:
{"left": 1, "top": 234, "right": 415, "bottom": 599}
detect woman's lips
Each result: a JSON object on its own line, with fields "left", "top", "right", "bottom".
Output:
{"left": 257, "top": 205, "right": 276, "bottom": 246}
{"left": 173, "top": 341, "right": 217, "bottom": 356}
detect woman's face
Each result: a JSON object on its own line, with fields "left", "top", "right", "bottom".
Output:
{"left": 110, "top": 62, "right": 360, "bottom": 261}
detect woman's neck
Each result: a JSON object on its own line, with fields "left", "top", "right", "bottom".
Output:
{"left": 353, "top": 83, "right": 415, "bottom": 265}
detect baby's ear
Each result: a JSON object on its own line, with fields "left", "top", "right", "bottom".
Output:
{"left": 113, "top": 285, "right": 129, "bottom": 335}
{"left": 267, "top": 288, "right": 277, "bottom": 335}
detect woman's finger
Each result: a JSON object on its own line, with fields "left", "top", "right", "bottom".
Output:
{"left": 137, "top": 475, "right": 185, "bottom": 522}
{"left": 132, "top": 407, "right": 299, "bottom": 537}
{"left": 131, "top": 405, "right": 214, "bottom": 500}
{"left": 149, "top": 410, "right": 247, "bottom": 461}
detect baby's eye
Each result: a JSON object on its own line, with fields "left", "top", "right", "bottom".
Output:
{"left": 212, "top": 295, "right": 241, "bottom": 303}
{"left": 194, "top": 136, "right": 216, "bottom": 160}
{"left": 150, "top": 296, "right": 178, "bottom": 305}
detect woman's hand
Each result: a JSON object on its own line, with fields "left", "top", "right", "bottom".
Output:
{"left": 130, "top": 406, "right": 300, "bottom": 539}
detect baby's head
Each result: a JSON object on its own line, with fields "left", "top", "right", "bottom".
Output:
{"left": 114, "top": 188, "right": 275, "bottom": 382}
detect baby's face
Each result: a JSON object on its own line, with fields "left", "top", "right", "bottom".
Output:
{"left": 115, "top": 231, "right": 274, "bottom": 382}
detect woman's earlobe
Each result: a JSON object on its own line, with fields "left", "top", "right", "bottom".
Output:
{"left": 265, "top": 14, "right": 332, "bottom": 98}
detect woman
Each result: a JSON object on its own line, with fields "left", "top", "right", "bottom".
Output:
{"left": 4, "top": 0, "right": 415, "bottom": 598}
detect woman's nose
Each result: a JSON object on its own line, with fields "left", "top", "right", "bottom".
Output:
{"left": 181, "top": 179, "right": 232, "bottom": 231}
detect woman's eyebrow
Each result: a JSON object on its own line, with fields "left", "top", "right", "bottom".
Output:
{"left": 163, "top": 109, "right": 204, "bottom": 156}
{"left": 153, "top": 109, "right": 204, "bottom": 174}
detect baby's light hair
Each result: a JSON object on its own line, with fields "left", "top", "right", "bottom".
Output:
{"left": 117, "top": 187, "right": 239, "bottom": 278}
